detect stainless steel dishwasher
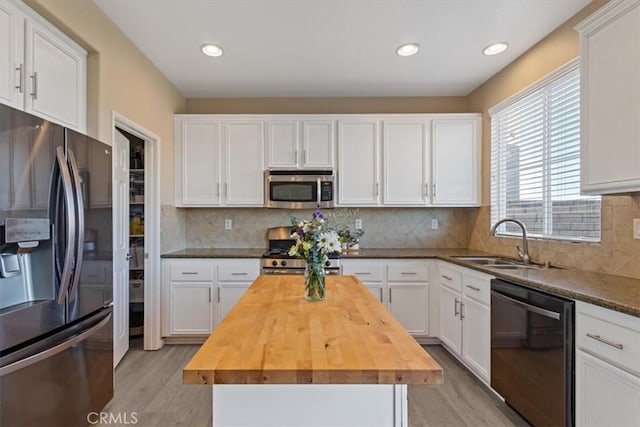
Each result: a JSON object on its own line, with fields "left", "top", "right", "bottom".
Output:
{"left": 491, "top": 279, "right": 574, "bottom": 426}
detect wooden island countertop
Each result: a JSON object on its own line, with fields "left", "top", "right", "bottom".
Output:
{"left": 183, "top": 275, "right": 443, "bottom": 385}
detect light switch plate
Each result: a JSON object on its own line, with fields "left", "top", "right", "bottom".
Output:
{"left": 225, "top": 219, "right": 232, "bottom": 230}
{"left": 633, "top": 218, "right": 640, "bottom": 240}
{"left": 354, "top": 219, "right": 362, "bottom": 230}
{"left": 431, "top": 219, "right": 439, "bottom": 229}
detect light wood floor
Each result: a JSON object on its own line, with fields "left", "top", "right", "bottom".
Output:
{"left": 102, "top": 339, "right": 526, "bottom": 427}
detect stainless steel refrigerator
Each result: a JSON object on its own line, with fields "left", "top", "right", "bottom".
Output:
{"left": 0, "top": 103, "right": 113, "bottom": 426}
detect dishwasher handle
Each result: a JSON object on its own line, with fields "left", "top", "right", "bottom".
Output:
{"left": 491, "top": 290, "right": 561, "bottom": 320}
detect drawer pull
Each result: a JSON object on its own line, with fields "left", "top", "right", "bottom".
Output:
{"left": 442, "top": 275, "right": 453, "bottom": 281}
{"left": 181, "top": 272, "right": 198, "bottom": 275}
{"left": 466, "top": 285, "right": 480, "bottom": 291}
{"left": 454, "top": 298, "right": 459, "bottom": 317}
{"left": 231, "top": 272, "right": 248, "bottom": 276}
{"left": 401, "top": 272, "right": 417, "bottom": 275}
{"left": 354, "top": 272, "right": 371, "bottom": 275}
{"left": 586, "top": 333, "right": 624, "bottom": 350}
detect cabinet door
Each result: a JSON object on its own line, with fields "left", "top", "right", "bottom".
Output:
{"left": 576, "top": 350, "right": 640, "bottom": 427}
{"left": 225, "top": 120, "right": 265, "bottom": 205}
{"left": 579, "top": 2, "right": 640, "bottom": 194}
{"left": 267, "top": 120, "right": 299, "bottom": 168}
{"left": 383, "top": 121, "right": 428, "bottom": 205}
{"left": 440, "top": 285, "right": 462, "bottom": 355}
{"left": 302, "top": 120, "right": 334, "bottom": 168}
{"left": 25, "top": 19, "right": 86, "bottom": 131}
{"left": 217, "top": 283, "right": 250, "bottom": 324}
{"left": 0, "top": 0, "right": 25, "bottom": 110}
{"left": 177, "top": 120, "right": 222, "bottom": 206}
{"left": 170, "top": 283, "right": 213, "bottom": 335}
{"left": 337, "top": 120, "right": 380, "bottom": 206}
{"left": 461, "top": 297, "right": 490, "bottom": 382}
{"left": 388, "top": 283, "right": 428, "bottom": 335}
{"left": 431, "top": 119, "right": 480, "bottom": 206}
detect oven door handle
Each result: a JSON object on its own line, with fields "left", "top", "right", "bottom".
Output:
{"left": 491, "top": 290, "right": 561, "bottom": 320}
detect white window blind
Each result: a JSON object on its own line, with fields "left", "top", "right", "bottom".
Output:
{"left": 490, "top": 60, "right": 601, "bottom": 242}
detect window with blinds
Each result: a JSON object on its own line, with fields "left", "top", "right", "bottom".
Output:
{"left": 490, "top": 60, "right": 601, "bottom": 242}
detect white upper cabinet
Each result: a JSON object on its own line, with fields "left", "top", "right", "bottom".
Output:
{"left": 0, "top": 0, "right": 24, "bottom": 110}
{"left": 266, "top": 119, "right": 334, "bottom": 169}
{"left": 175, "top": 116, "right": 265, "bottom": 207}
{"left": 337, "top": 119, "right": 380, "bottom": 206}
{"left": 383, "top": 120, "right": 429, "bottom": 205}
{"left": 0, "top": 0, "right": 86, "bottom": 131}
{"left": 576, "top": 0, "right": 640, "bottom": 194}
{"left": 267, "top": 120, "right": 299, "bottom": 168}
{"left": 302, "top": 120, "right": 334, "bottom": 168}
{"left": 225, "top": 120, "right": 265, "bottom": 205}
{"left": 176, "top": 119, "right": 223, "bottom": 206}
{"left": 431, "top": 117, "right": 481, "bottom": 206}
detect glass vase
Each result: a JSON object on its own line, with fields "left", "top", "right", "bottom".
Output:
{"left": 304, "top": 262, "right": 325, "bottom": 301}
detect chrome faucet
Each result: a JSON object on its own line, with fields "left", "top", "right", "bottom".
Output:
{"left": 490, "top": 218, "right": 531, "bottom": 265}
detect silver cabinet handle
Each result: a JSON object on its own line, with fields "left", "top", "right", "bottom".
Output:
{"left": 379, "top": 288, "right": 383, "bottom": 302}
{"left": 225, "top": 182, "right": 228, "bottom": 197}
{"left": 454, "top": 298, "right": 459, "bottom": 317}
{"left": 401, "top": 272, "right": 417, "bottom": 275}
{"left": 294, "top": 148, "right": 298, "bottom": 163}
{"left": 208, "top": 288, "right": 211, "bottom": 303}
{"left": 425, "top": 183, "right": 429, "bottom": 196}
{"left": 30, "top": 72, "right": 37, "bottom": 100}
{"left": 442, "top": 275, "right": 453, "bottom": 281}
{"left": 433, "top": 183, "right": 437, "bottom": 198}
{"left": 231, "top": 272, "right": 247, "bottom": 276}
{"left": 388, "top": 288, "right": 392, "bottom": 303}
{"left": 217, "top": 287, "right": 221, "bottom": 302}
{"left": 375, "top": 182, "right": 379, "bottom": 196}
{"left": 181, "top": 272, "right": 198, "bottom": 275}
{"left": 586, "top": 333, "right": 624, "bottom": 350}
{"left": 460, "top": 302, "right": 465, "bottom": 319}
{"left": 216, "top": 183, "right": 220, "bottom": 197}
{"left": 15, "top": 64, "right": 23, "bottom": 92}
{"left": 466, "top": 285, "right": 480, "bottom": 291}
{"left": 354, "top": 272, "right": 371, "bottom": 275}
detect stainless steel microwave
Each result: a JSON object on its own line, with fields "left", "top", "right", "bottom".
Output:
{"left": 265, "top": 170, "right": 335, "bottom": 209}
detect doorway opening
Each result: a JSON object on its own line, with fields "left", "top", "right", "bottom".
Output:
{"left": 112, "top": 113, "right": 162, "bottom": 359}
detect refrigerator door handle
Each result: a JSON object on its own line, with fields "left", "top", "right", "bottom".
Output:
{"left": 0, "top": 311, "right": 111, "bottom": 378}
{"left": 55, "top": 146, "right": 77, "bottom": 305}
{"left": 67, "top": 148, "right": 84, "bottom": 302}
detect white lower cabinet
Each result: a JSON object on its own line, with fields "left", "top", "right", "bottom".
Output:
{"left": 341, "top": 259, "right": 431, "bottom": 337}
{"left": 438, "top": 262, "right": 492, "bottom": 383}
{"left": 575, "top": 301, "right": 640, "bottom": 427}
{"left": 162, "top": 258, "right": 259, "bottom": 337}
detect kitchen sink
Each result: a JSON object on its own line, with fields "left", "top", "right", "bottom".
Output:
{"left": 453, "top": 256, "right": 559, "bottom": 270}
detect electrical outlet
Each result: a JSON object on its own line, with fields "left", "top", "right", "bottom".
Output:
{"left": 431, "top": 219, "right": 439, "bottom": 229}
{"left": 634, "top": 218, "right": 640, "bottom": 240}
{"left": 224, "top": 219, "right": 232, "bottom": 230}
{"left": 354, "top": 219, "right": 362, "bottom": 230}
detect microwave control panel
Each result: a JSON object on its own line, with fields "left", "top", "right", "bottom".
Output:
{"left": 320, "top": 181, "right": 333, "bottom": 201}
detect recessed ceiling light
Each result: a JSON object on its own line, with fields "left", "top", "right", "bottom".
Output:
{"left": 201, "top": 44, "right": 223, "bottom": 57}
{"left": 396, "top": 43, "right": 420, "bottom": 57}
{"left": 483, "top": 42, "right": 508, "bottom": 56}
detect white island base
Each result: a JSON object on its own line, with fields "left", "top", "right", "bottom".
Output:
{"left": 212, "top": 384, "right": 408, "bottom": 427}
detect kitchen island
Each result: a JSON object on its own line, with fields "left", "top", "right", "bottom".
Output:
{"left": 183, "top": 274, "right": 443, "bottom": 426}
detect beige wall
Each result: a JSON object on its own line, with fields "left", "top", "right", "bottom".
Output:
{"left": 186, "top": 96, "right": 467, "bottom": 114}
{"left": 467, "top": 0, "right": 640, "bottom": 280}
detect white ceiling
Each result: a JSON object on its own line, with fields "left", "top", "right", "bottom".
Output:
{"left": 93, "top": 0, "right": 590, "bottom": 98}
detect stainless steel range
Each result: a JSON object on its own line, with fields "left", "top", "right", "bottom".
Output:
{"left": 261, "top": 227, "right": 341, "bottom": 275}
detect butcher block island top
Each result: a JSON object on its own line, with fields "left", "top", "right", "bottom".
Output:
{"left": 183, "top": 275, "right": 443, "bottom": 385}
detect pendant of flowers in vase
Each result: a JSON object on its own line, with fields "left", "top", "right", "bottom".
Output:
{"left": 288, "top": 209, "right": 342, "bottom": 301}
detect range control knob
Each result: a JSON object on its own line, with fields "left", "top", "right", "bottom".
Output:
{"left": 281, "top": 260, "right": 287, "bottom": 267}
{"left": 271, "top": 260, "right": 278, "bottom": 267}
{"left": 325, "top": 260, "right": 331, "bottom": 267}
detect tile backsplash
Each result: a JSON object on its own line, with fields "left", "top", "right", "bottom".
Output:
{"left": 183, "top": 207, "right": 474, "bottom": 249}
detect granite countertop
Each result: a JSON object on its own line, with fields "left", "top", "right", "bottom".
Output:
{"left": 161, "top": 247, "right": 640, "bottom": 317}
{"left": 183, "top": 275, "right": 443, "bottom": 385}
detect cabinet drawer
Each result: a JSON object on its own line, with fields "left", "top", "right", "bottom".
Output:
{"left": 387, "top": 264, "right": 429, "bottom": 282}
{"left": 341, "top": 262, "right": 384, "bottom": 282}
{"left": 439, "top": 265, "right": 462, "bottom": 291}
{"left": 170, "top": 261, "right": 214, "bottom": 282}
{"left": 462, "top": 274, "right": 490, "bottom": 305}
{"left": 218, "top": 260, "right": 260, "bottom": 281}
{"left": 576, "top": 302, "right": 640, "bottom": 376}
